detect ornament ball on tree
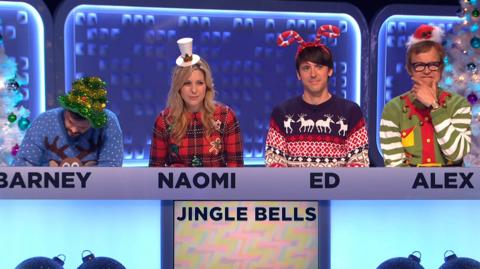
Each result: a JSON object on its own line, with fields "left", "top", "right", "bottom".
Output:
{"left": 17, "top": 117, "right": 30, "bottom": 131}
{"left": 467, "top": 93, "right": 479, "bottom": 105}
{"left": 7, "top": 112, "right": 17, "bottom": 123}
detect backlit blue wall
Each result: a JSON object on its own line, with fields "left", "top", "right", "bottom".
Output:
{"left": 331, "top": 200, "right": 480, "bottom": 268}
{"left": 61, "top": 5, "right": 363, "bottom": 166}
{"left": 0, "top": 200, "right": 161, "bottom": 268}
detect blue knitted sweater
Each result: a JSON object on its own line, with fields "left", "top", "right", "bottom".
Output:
{"left": 14, "top": 107, "right": 124, "bottom": 167}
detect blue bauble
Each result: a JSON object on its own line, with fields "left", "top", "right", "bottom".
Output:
{"left": 18, "top": 117, "right": 30, "bottom": 131}
{"left": 471, "top": 37, "right": 480, "bottom": 48}
{"left": 444, "top": 77, "right": 454, "bottom": 86}
{"left": 472, "top": 23, "right": 479, "bottom": 32}
{"left": 78, "top": 251, "right": 126, "bottom": 269}
{"left": 439, "top": 251, "right": 480, "bottom": 269}
{"left": 5, "top": 78, "right": 20, "bottom": 91}
{"left": 377, "top": 252, "right": 424, "bottom": 269}
{"left": 16, "top": 255, "right": 65, "bottom": 269}
{"left": 444, "top": 64, "right": 454, "bottom": 72}
{"left": 467, "top": 62, "right": 477, "bottom": 72}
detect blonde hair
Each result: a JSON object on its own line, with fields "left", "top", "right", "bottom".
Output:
{"left": 166, "top": 58, "right": 217, "bottom": 142}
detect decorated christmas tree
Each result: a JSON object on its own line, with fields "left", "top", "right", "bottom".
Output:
{"left": 440, "top": 0, "right": 480, "bottom": 166}
{"left": 0, "top": 33, "right": 31, "bottom": 166}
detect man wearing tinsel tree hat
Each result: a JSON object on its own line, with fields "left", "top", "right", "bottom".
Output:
{"left": 14, "top": 77, "right": 124, "bottom": 167}
{"left": 265, "top": 25, "right": 369, "bottom": 167}
{"left": 380, "top": 24, "right": 472, "bottom": 167}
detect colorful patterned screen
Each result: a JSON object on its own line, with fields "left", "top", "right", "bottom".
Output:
{"left": 175, "top": 201, "right": 318, "bottom": 268}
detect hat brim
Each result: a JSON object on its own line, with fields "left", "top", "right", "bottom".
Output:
{"left": 176, "top": 54, "right": 200, "bottom": 67}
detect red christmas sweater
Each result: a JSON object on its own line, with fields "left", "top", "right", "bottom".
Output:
{"left": 149, "top": 104, "right": 243, "bottom": 167}
{"left": 265, "top": 95, "right": 369, "bottom": 167}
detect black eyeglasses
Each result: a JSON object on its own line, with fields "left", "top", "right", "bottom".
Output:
{"left": 410, "top": 61, "right": 443, "bottom": 72}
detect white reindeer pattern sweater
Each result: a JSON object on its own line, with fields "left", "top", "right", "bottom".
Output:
{"left": 265, "top": 95, "right": 369, "bottom": 167}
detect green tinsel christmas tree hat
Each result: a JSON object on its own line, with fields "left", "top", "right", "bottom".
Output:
{"left": 58, "top": 77, "right": 108, "bottom": 128}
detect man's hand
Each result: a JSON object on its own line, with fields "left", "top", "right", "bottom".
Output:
{"left": 411, "top": 77, "right": 438, "bottom": 107}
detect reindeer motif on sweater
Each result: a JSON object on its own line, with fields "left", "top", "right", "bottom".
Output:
{"left": 45, "top": 136, "right": 102, "bottom": 167}
{"left": 265, "top": 95, "right": 369, "bottom": 167}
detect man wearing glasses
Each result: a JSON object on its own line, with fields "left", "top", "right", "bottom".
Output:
{"left": 380, "top": 24, "right": 472, "bottom": 167}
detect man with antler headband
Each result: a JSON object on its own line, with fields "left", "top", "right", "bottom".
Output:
{"left": 265, "top": 25, "right": 369, "bottom": 167}
{"left": 14, "top": 77, "right": 124, "bottom": 167}
{"left": 380, "top": 25, "right": 472, "bottom": 167}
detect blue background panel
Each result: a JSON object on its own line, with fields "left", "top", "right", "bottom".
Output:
{"left": 331, "top": 200, "right": 480, "bottom": 269}
{"left": 63, "top": 5, "right": 362, "bottom": 166}
{"left": 0, "top": 1, "right": 46, "bottom": 118}
{"left": 375, "top": 15, "right": 462, "bottom": 156}
{"left": 0, "top": 200, "right": 161, "bottom": 268}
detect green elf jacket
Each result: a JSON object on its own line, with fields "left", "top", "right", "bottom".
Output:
{"left": 380, "top": 89, "right": 472, "bottom": 167}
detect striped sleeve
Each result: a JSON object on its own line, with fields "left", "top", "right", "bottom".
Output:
{"left": 380, "top": 99, "right": 407, "bottom": 167}
{"left": 431, "top": 95, "right": 472, "bottom": 162}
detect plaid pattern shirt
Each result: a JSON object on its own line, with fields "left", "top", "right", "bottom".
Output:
{"left": 149, "top": 104, "right": 244, "bottom": 167}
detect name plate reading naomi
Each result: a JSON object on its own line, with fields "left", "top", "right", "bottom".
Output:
{"left": 0, "top": 168, "right": 478, "bottom": 199}
{"left": 158, "top": 172, "right": 236, "bottom": 189}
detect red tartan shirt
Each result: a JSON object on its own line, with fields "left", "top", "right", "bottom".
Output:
{"left": 149, "top": 104, "right": 244, "bottom": 167}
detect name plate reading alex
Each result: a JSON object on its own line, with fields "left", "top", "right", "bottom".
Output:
{"left": 0, "top": 168, "right": 478, "bottom": 199}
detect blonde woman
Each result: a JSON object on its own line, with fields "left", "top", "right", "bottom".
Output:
{"left": 149, "top": 38, "right": 243, "bottom": 167}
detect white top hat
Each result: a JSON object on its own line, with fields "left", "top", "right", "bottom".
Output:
{"left": 175, "top": 37, "right": 200, "bottom": 67}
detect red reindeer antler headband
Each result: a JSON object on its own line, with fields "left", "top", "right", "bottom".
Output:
{"left": 277, "top": 24, "right": 341, "bottom": 58}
